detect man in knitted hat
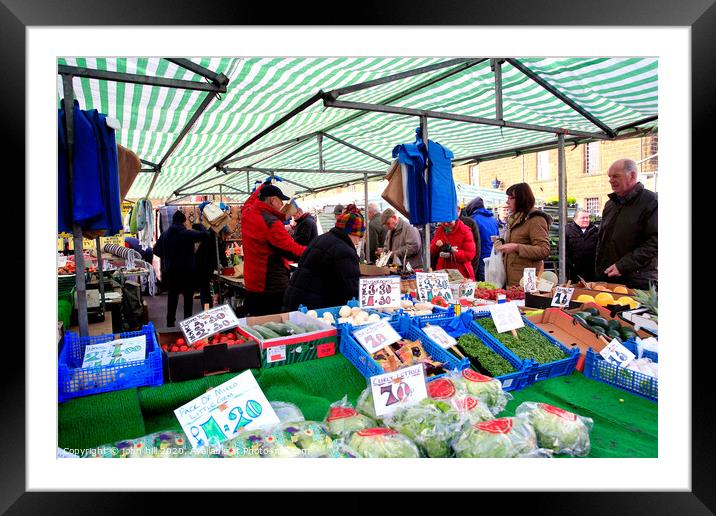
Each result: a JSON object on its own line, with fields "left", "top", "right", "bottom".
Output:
{"left": 154, "top": 210, "right": 208, "bottom": 327}
{"left": 283, "top": 205, "right": 365, "bottom": 311}
{"left": 240, "top": 181, "right": 306, "bottom": 316}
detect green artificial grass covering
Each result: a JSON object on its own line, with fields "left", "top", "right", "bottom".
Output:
{"left": 58, "top": 300, "right": 72, "bottom": 329}
{"left": 501, "top": 373, "right": 658, "bottom": 458}
{"left": 58, "top": 355, "right": 657, "bottom": 458}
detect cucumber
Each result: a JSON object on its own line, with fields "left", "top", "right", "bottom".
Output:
{"left": 240, "top": 325, "right": 264, "bottom": 341}
{"left": 583, "top": 307, "right": 600, "bottom": 317}
{"left": 573, "top": 314, "right": 589, "bottom": 327}
{"left": 283, "top": 321, "right": 307, "bottom": 334}
{"left": 252, "top": 324, "right": 282, "bottom": 340}
{"left": 574, "top": 311, "right": 592, "bottom": 320}
{"left": 263, "top": 321, "right": 294, "bottom": 336}
{"left": 592, "top": 326, "right": 606, "bottom": 335}
{"left": 606, "top": 319, "right": 621, "bottom": 332}
{"left": 620, "top": 327, "right": 637, "bottom": 340}
{"left": 586, "top": 316, "right": 609, "bottom": 329}
{"left": 606, "top": 329, "right": 621, "bottom": 340}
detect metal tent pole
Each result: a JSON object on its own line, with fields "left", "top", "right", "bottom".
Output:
{"left": 318, "top": 133, "right": 324, "bottom": 172}
{"left": 491, "top": 58, "right": 504, "bottom": 120}
{"left": 96, "top": 237, "right": 105, "bottom": 315}
{"left": 363, "top": 172, "right": 369, "bottom": 263}
{"left": 558, "top": 133, "right": 567, "bottom": 284}
{"left": 420, "top": 116, "right": 430, "bottom": 272}
{"left": 61, "top": 74, "right": 90, "bottom": 337}
{"left": 220, "top": 184, "right": 223, "bottom": 203}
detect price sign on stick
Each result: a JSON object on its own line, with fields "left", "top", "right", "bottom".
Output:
{"left": 179, "top": 304, "right": 240, "bottom": 345}
{"left": 523, "top": 268, "right": 537, "bottom": 293}
{"left": 416, "top": 272, "right": 453, "bottom": 302}
{"left": 174, "top": 370, "right": 280, "bottom": 450}
{"left": 370, "top": 364, "right": 428, "bottom": 417}
{"left": 352, "top": 320, "right": 401, "bottom": 354}
{"left": 488, "top": 302, "right": 525, "bottom": 334}
{"left": 599, "top": 338, "right": 636, "bottom": 368}
{"left": 422, "top": 325, "right": 457, "bottom": 349}
{"left": 359, "top": 277, "right": 401, "bottom": 309}
{"left": 551, "top": 287, "right": 575, "bottom": 307}
{"left": 81, "top": 336, "right": 146, "bottom": 368}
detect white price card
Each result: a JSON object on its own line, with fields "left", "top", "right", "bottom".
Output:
{"left": 352, "top": 320, "right": 402, "bottom": 354}
{"left": 416, "top": 271, "right": 453, "bottom": 303}
{"left": 488, "top": 302, "right": 525, "bottom": 333}
{"left": 551, "top": 287, "right": 575, "bottom": 307}
{"left": 174, "top": 370, "right": 280, "bottom": 450}
{"left": 599, "top": 338, "right": 636, "bottom": 368}
{"left": 57, "top": 255, "right": 68, "bottom": 267}
{"left": 179, "top": 304, "right": 240, "bottom": 345}
{"left": 370, "top": 364, "right": 428, "bottom": 417}
{"left": 359, "top": 277, "right": 402, "bottom": 309}
{"left": 460, "top": 281, "right": 476, "bottom": 300}
{"left": 422, "top": 325, "right": 457, "bottom": 349}
{"left": 81, "top": 336, "right": 146, "bottom": 368}
{"left": 523, "top": 268, "right": 537, "bottom": 293}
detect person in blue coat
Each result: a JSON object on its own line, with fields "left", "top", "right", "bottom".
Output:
{"left": 464, "top": 196, "right": 500, "bottom": 282}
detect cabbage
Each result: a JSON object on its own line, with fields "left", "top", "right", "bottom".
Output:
{"left": 451, "top": 417, "right": 542, "bottom": 458}
{"left": 453, "top": 369, "right": 511, "bottom": 415}
{"left": 515, "top": 402, "right": 593, "bottom": 457}
{"left": 348, "top": 428, "right": 421, "bottom": 458}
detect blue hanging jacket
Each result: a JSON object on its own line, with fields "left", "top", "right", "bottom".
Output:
{"left": 58, "top": 100, "right": 105, "bottom": 232}
{"left": 392, "top": 141, "right": 428, "bottom": 225}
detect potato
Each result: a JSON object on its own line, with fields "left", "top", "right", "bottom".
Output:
{"left": 401, "top": 299, "right": 414, "bottom": 309}
{"left": 339, "top": 305, "right": 352, "bottom": 318}
{"left": 307, "top": 309, "right": 318, "bottom": 319}
{"left": 414, "top": 303, "right": 434, "bottom": 312}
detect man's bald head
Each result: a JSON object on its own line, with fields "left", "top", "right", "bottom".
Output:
{"left": 367, "top": 202, "right": 380, "bottom": 218}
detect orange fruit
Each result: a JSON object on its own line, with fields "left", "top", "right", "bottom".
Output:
{"left": 613, "top": 285, "right": 629, "bottom": 294}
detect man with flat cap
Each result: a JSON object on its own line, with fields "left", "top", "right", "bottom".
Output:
{"left": 241, "top": 181, "right": 307, "bottom": 316}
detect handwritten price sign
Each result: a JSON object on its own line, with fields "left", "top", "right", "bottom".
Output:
{"left": 179, "top": 304, "right": 240, "bottom": 345}
{"left": 370, "top": 364, "right": 428, "bottom": 417}
{"left": 422, "top": 325, "right": 457, "bottom": 349}
{"left": 599, "top": 338, "right": 636, "bottom": 368}
{"left": 416, "top": 272, "right": 453, "bottom": 303}
{"left": 174, "top": 370, "right": 280, "bottom": 449}
{"left": 81, "top": 336, "right": 146, "bottom": 368}
{"left": 488, "top": 302, "right": 525, "bottom": 333}
{"left": 523, "top": 268, "right": 537, "bottom": 293}
{"left": 359, "top": 277, "right": 401, "bottom": 309}
{"left": 352, "top": 320, "right": 401, "bottom": 354}
{"left": 551, "top": 287, "right": 575, "bottom": 307}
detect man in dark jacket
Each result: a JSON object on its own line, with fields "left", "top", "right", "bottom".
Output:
{"left": 154, "top": 211, "right": 207, "bottom": 327}
{"left": 465, "top": 196, "right": 500, "bottom": 281}
{"left": 367, "top": 203, "right": 386, "bottom": 263}
{"left": 292, "top": 207, "right": 318, "bottom": 246}
{"left": 192, "top": 222, "right": 228, "bottom": 309}
{"left": 241, "top": 182, "right": 306, "bottom": 316}
{"left": 596, "top": 159, "right": 658, "bottom": 289}
{"left": 565, "top": 210, "right": 599, "bottom": 282}
{"left": 283, "top": 205, "right": 365, "bottom": 311}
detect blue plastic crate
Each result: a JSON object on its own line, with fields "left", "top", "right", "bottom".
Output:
{"left": 340, "top": 315, "right": 469, "bottom": 382}
{"left": 470, "top": 313, "right": 580, "bottom": 384}
{"left": 583, "top": 348, "right": 658, "bottom": 402}
{"left": 622, "top": 338, "right": 659, "bottom": 363}
{"left": 366, "top": 303, "right": 453, "bottom": 325}
{"left": 411, "top": 314, "right": 536, "bottom": 392}
{"left": 58, "top": 322, "right": 164, "bottom": 403}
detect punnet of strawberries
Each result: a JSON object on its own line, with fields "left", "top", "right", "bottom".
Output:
{"left": 473, "top": 285, "right": 525, "bottom": 301}
{"left": 161, "top": 331, "right": 247, "bottom": 354}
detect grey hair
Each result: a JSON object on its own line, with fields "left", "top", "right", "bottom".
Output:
{"left": 367, "top": 202, "right": 379, "bottom": 213}
{"left": 573, "top": 209, "right": 590, "bottom": 220}
{"left": 381, "top": 207, "right": 396, "bottom": 225}
{"left": 622, "top": 159, "right": 638, "bottom": 175}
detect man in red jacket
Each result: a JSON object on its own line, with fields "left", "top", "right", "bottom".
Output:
{"left": 241, "top": 182, "right": 306, "bottom": 316}
{"left": 429, "top": 216, "right": 477, "bottom": 280}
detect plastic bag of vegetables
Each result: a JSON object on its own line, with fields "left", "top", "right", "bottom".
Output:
{"left": 348, "top": 428, "right": 421, "bottom": 458}
{"left": 450, "top": 369, "right": 512, "bottom": 415}
{"left": 427, "top": 377, "right": 495, "bottom": 424}
{"left": 451, "top": 417, "right": 551, "bottom": 458}
{"left": 384, "top": 398, "right": 465, "bottom": 458}
{"left": 356, "top": 387, "right": 381, "bottom": 420}
{"left": 324, "top": 396, "right": 376, "bottom": 438}
{"left": 515, "top": 402, "right": 593, "bottom": 457}
{"left": 215, "top": 429, "right": 266, "bottom": 458}
{"left": 270, "top": 401, "right": 305, "bottom": 423}
{"left": 82, "top": 430, "right": 198, "bottom": 458}
{"left": 261, "top": 421, "right": 334, "bottom": 458}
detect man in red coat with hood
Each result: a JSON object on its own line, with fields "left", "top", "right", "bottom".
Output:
{"left": 429, "top": 216, "right": 477, "bottom": 280}
{"left": 241, "top": 181, "right": 306, "bottom": 316}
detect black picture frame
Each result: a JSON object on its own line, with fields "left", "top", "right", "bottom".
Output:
{"left": 4, "top": 0, "right": 712, "bottom": 513}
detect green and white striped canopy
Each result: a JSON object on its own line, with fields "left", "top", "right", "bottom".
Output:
{"left": 57, "top": 57, "right": 657, "bottom": 202}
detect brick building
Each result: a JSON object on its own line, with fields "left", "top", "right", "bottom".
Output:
{"left": 452, "top": 133, "right": 658, "bottom": 215}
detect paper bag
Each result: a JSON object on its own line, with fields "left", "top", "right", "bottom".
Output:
{"left": 381, "top": 160, "right": 410, "bottom": 219}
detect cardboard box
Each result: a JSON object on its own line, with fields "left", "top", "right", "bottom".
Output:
{"left": 236, "top": 311, "right": 338, "bottom": 368}
{"left": 525, "top": 308, "right": 607, "bottom": 357}
{"left": 565, "top": 302, "right": 654, "bottom": 340}
{"left": 359, "top": 264, "right": 392, "bottom": 276}
{"left": 158, "top": 329, "right": 261, "bottom": 382}
{"left": 570, "top": 281, "right": 636, "bottom": 298}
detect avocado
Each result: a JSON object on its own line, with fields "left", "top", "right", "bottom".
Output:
{"left": 607, "top": 319, "right": 621, "bottom": 332}
{"left": 574, "top": 311, "right": 592, "bottom": 320}
{"left": 620, "top": 327, "right": 637, "bottom": 340}
{"left": 606, "top": 329, "right": 621, "bottom": 340}
{"left": 583, "top": 307, "right": 600, "bottom": 317}
{"left": 592, "top": 326, "right": 606, "bottom": 335}
{"left": 586, "top": 316, "right": 609, "bottom": 329}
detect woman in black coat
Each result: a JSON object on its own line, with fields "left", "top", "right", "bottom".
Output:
{"left": 565, "top": 210, "right": 599, "bottom": 282}
{"left": 283, "top": 205, "right": 365, "bottom": 311}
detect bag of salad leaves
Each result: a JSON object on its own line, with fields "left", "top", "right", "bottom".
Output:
{"left": 348, "top": 427, "right": 421, "bottom": 458}
{"left": 451, "top": 416, "right": 552, "bottom": 458}
{"left": 324, "top": 396, "right": 376, "bottom": 438}
{"left": 515, "top": 402, "right": 593, "bottom": 457}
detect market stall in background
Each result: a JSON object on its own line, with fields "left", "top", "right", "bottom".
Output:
{"left": 57, "top": 56, "right": 658, "bottom": 459}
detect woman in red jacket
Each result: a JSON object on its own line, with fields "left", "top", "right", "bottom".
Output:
{"left": 429, "top": 218, "right": 477, "bottom": 280}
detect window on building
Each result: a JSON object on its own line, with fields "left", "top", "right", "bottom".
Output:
{"left": 585, "top": 142, "right": 600, "bottom": 174}
{"left": 537, "top": 151, "right": 550, "bottom": 180}
{"left": 470, "top": 164, "right": 480, "bottom": 186}
{"left": 585, "top": 197, "right": 600, "bottom": 215}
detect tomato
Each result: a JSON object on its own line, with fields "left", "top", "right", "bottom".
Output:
{"left": 226, "top": 333, "right": 235, "bottom": 340}
{"left": 226, "top": 340, "right": 235, "bottom": 346}
{"left": 179, "top": 345, "right": 188, "bottom": 352}
{"left": 170, "top": 346, "right": 178, "bottom": 353}
{"left": 176, "top": 338, "right": 185, "bottom": 347}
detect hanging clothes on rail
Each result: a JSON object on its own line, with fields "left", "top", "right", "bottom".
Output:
{"left": 58, "top": 99, "right": 123, "bottom": 236}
